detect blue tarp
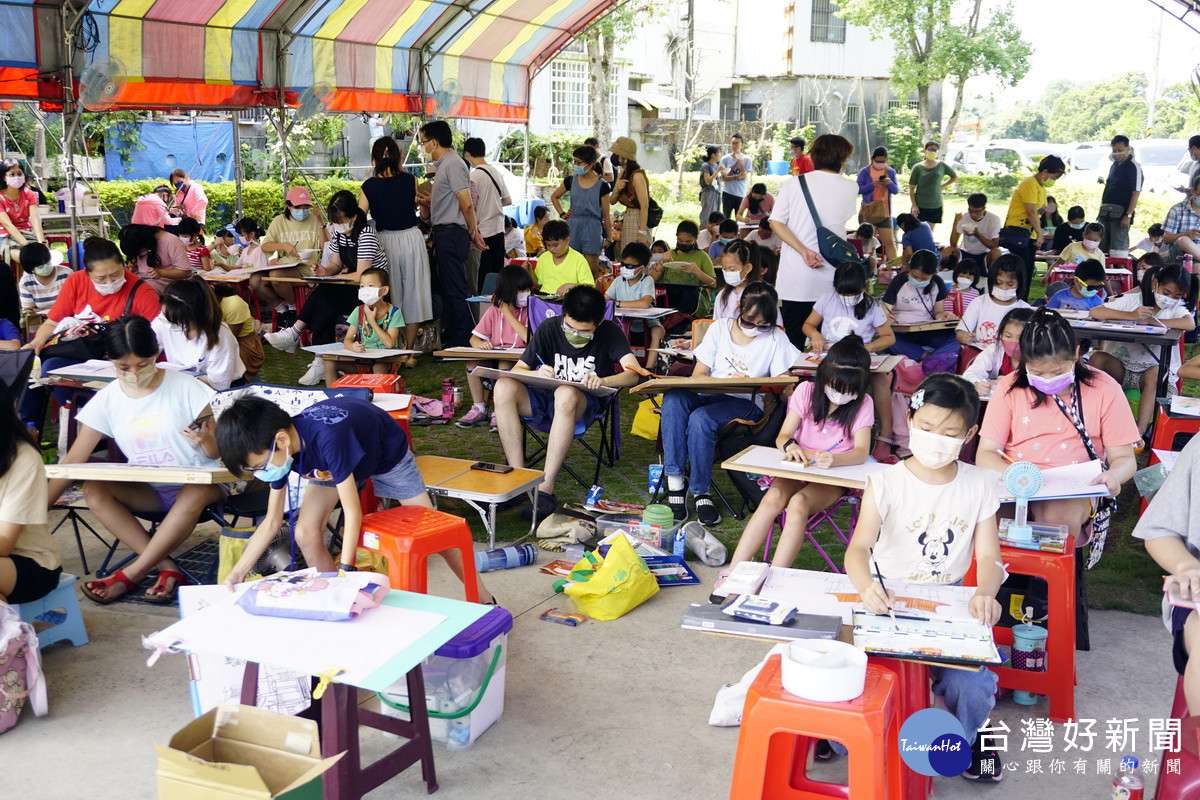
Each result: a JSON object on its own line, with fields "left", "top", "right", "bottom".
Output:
{"left": 105, "top": 121, "right": 235, "bottom": 182}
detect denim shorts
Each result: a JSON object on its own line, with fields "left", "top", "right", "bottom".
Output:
{"left": 526, "top": 385, "right": 603, "bottom": 423}
{"left": 369, "top": 449, "right": 427, "bottom": 501}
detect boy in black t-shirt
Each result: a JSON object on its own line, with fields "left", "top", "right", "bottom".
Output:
{"left": 494, "top": 285, "right": 641, "bottom": 518}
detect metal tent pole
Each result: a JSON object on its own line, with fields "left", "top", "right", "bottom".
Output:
{"left": 231, "top": 110, "right": 244, "bottom": 218}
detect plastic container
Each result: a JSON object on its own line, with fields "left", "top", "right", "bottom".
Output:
{"left": 596, "top": 512, "right": 679, "bottom": 550}
{"left": 1011, "top": 622, "right": 1047, "bottom": 706}
{"left": 766, "top": 160, "right": 790, "bottom": 176}
{"left": 378, "top": 606, "right": 512, "bottom": 750}
{"left": 1111, "top": 755, "right": 1144, "bottom": 799}
{"left": 474, "top": 544, "right": 537, "bottom": 573}
{"left": 1133, "top": 462, "right": 1170, "bottom": 497}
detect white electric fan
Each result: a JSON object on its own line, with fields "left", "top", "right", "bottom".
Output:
{"left": 1003, "top": 461, "right": 1042, "bottom": 542}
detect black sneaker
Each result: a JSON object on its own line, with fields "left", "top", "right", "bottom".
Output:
{"left": 814, "top": 739, "right": 835, "bottom": 762}
{"left": 665, "top": 483, "right": 688, "bottom": 522}
{"left": 962, "top": 746, "right": 1003, "bottom": 782}
{"left": 520, "top": 490, "right": 557, "bottom": 521}
{"left": 694, "top": 494, "right": 721, "bottom": 526}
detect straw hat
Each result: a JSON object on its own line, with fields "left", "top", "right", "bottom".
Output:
{"left": 610, "top": 137, "right": 637, "bottom": 161}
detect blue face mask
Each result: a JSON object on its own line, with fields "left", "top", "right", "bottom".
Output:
{"left": 291, "top": 208, "right": 311, "bottom": 222}
{"left": 253, "top": 439, "right": 293, "bottom": 483}
{"left": 573, "top": 165, "right": 586, "bottom": 176}
{"left": 909, "top": 276, "right": 931, "bottom": 290}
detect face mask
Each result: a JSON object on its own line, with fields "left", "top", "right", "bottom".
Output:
{"left": 5, "top": 175, "right": 24, "bottom": 188}
{"left": 838, "top": 293, "right": 863, "bottom": 307}
{"left": 178, "top": 235, "right": 193, "bottom": 246}
{"left": 93, "top": 275, "right": 126, "bottom": 296}
{"left": 1069, "top": 222, "right": 1085, "bottom": 229}
{"left": 907, "top": 427, "right": 964, "bottom": 470}
{"left": 331, "top": 222, "right": 351, "bottom": 234}
{"left": 909, "top": 277, "right": 931, "bottom": 290}
{"left": 1078, "top": 284, "right": 1102, "bottom": 298}
{"left": 1044, "top": 204, "right": 1057, "bottom": 215}
{"left": 621, "top": 265, "right": 643, "bottom": 280}
{"left": 824, "top": 386, "right": 857, "bottom": 406}
{"left": 723, "top": 269, "right": 746, "bottom": 288}
{"left": 1000, "top": 339, "right": 1021, "bottom": 360}
{"left": 33, "top": 264, "right": 56, "bottom": 277}
{"left": 738, "top": 318, "right": 773, "bottom": 337}
{"left": 573, "top": 165, "right": 586, "bottom": 176}
{"left": 1155, "top": 292, "right": 1182, "bottom": 310}
{"left": 992, "top": 287, "right": 1017, "bottom": 302}
{"left": 1042, "top": 179, "right": 1057, "bottom": 188}
{"left": 253, "top": 440, "right": 293, "bottom": 483}
{"left": 1028, "top": 369, "right": 1075, "bottom": 396}
{"left": 358, "top": 287, "right": 381, "bottom": 305}
{"left": 720, "top": 237, "right": 735, "bottom": 245}
{"left": 516, "top": 291, "right": 530, "bottom": 308}
{"left": 118, "top": 362, "right": 158, "bottom": 389}
{"left": 925, "top": 151, "right": 938, "bottom": 159}
{"left": 1082, "top": 239, "right": 1099, "bottom": 251}
{"left": 677, "top": 242, "right": 697, "bottom": 252}
{"left": 562, "top": 324, "right": 594, "bottom": 346}
{"left": 956, "top": 277, "right": 974, "bottom": 289}
{"left": 291, "top": 208, "right": 311, "bottom": 222}
{"left": 1111, "top": 151, "right": 1129, "bottom": 162}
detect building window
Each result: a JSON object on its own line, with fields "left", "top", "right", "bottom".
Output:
{"left": 810, "top": 0, "right": 846, "bottom": 44}
{"left": 550, "top": 61, "right": 589, "bottom": 129}
{"left": 807, "top": 104, "right": 822, "bottom": 126}
{"left": 845, "top": 105, "right": 861, "bottom": 125}
{"left": 609, "top": 82, "right": 620, "bottom": 126}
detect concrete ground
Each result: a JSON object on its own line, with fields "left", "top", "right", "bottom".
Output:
{"left": 1, "top": 514, "right": 1181, "bottom": 799}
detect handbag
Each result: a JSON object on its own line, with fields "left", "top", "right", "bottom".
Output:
{"left": 796, "top": 175, "right": 859, "bottom": 267}
{"left": 40, "top": 279, "right": 149, "bottom": 362}
{"left": 646, "top": 198, "right": 663, "bottom": 230}
{"left": 860, "top": 198, "right": 889, "bottom": 225}
{"left": 0, "top": 602, "right": 46, "bottom": 735}
{"left": 631, "top": 397, "right": 662, "bottom": 441}
{"left": 998, "top": 225, "right": 1031, "bottom": 252}
{"left": 1051, "top": 388, "right": 1116, "bottom": 569}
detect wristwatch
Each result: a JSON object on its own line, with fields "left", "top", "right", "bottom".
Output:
{"left": 338, "top": 562, "right": 357, "bottom": 572}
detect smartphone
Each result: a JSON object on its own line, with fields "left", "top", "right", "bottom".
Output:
{"left": 471, "top": 461, "right": 514, "bottom": 474}
{"left": 188, "top": 413, "right": 214, "bottom": 432}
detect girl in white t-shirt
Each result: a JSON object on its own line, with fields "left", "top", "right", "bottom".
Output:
{"left": 713, "top": 239, "right": 770, "bottom": 320}
{"left": 802, "top": 263, "right": 898, "bottom": 462}
{"left": 882, "top": 250, "right": 959, "bottom": 372}
{"left": 955, "top": 254, "right": 1030, "bottom": 350}
{"left": 845, "top": 373, "right": 1004, "bottom": 780}
{"left": 728, "top": 335, "right": 874, "bottom": 571}
{"left": 1090, "top": 264, "right": 1196, "bottom": 436}
{"left": 661, "top": 282, "right": 800, "bottom": 526}
{"left": 152, "top": 277, "right": 247, "bottom": 390}
{"left": 962, "top": 306, "right": 1033, "bottom": 396}
{"left": 234, "top": 217, "right": 269, "bottom": 271}
{"left": 47, "top": 316, "right": 225, "bottom": 605}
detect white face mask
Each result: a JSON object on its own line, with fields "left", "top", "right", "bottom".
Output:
{"left": 956, "top": 277, "right": 974, "bottom": 289}
{"left": 824, "top": 386, "right": 857, "bottom": 406}
{"left": 5, "top": 175, "right": 25, "bottom": 189}
{"left": 332, "top": 222, "right": 351, "bottom": 234}
{"left": 723, "top": 269, "right": 746, "bottom": 288}
{"left": 178, "top": 235, "right": 193, "bottom": 246}
{"left": 838, "top": 293, "right": 863, "bottom": 307}
{"left": 907, "top": 427, "right": 964, "bottom": 470}
{"left": 357, "top": 287, "right": 381, "bottom": 305}
{"left": 1155, "top": 292, "right": 1182, "bottom": 310}
{"left": 992, "top": 287, "right": 1017, "bottom": 302}
{"left": 516, "top": 291, "right": 531, "bottom": 308}
{"left": 93, "top": 275, "right": 126, "bottom": 296}
{"left": 1082, "top": 239, "right": 1099, "bottom": 251}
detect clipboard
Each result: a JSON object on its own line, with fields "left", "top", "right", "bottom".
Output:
{"left": 470, "top": 365, "right": 618, "bottom": 397}
{"left": 45, "top": 463, "right": 236, "bottom": 484}
{"left": 890, "top": 319, "right": 959, "bottom": 333}
{"left": 631, "top": 375, "right": 797, "bottom": 396}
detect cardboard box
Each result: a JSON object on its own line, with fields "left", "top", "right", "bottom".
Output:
{"left": 156, "top": 703, "right": 343, "bottom": 800}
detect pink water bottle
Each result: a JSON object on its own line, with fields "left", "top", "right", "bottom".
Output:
{"left": 441, "top": 378, "right": 455, "bottom": 419}
{"left": 1183, "top": 254, "right": 1194, "bottom": 274}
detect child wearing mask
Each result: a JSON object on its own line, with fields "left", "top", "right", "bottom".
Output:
{"left": 17, "top": 242, "right": 72, "bottom": 318}
{"left": 650, "top": 219, "right": 718, "bottom": 318}
{"left": 1052, "top": 222, "right": 1105, "bottom": 268}
{"left": 456, "top": 265, "right": 533, "bottom": 428}
{"left": 713, "top": 239, "right": 769, "bottom": 320}
{"left": 956, "top": 255, "right": 1031, "bottom": 349}
{"left": 1050, "top": 205, "right": 1087, "bottom": 253}
{"left": 1046, "top": 259, "right": 1108, "bottom": 312}
{"left": 708, "top": 218, "right": 741, "bottom": 261}
{"left": 323, "top": 267, "right": 403, "bottom": 386}
{"left": 605, "top": 241, "right": 665, "bottom": 355}
{"left": 962, "top": 306, "right": 1033, "bottom": 396}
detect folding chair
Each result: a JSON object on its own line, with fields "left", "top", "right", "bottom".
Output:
{"left": 0, "top": 349, "right": 35, "bottom": 408}
{"left": 712, "top": 390, "right": 789, "bottom": 520}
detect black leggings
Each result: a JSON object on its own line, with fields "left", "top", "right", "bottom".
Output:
{"left": 298, "top": 285, "right": 360, "bottom": 345}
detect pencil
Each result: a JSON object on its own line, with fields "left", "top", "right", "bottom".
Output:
{"left": 996, "top": 449, "right": 1017, "bottom": 464}
{"left": 870, "top": 549, "right": 898, "bottom": 628}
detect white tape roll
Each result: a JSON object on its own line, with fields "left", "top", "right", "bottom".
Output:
{"left": 779, "top": 639, "right": 868, "bottom": 703}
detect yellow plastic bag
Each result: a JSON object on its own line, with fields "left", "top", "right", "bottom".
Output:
{"left": 217, "top": 525, "right": 262, "bottom": 585}
{"left": 563, "top": 535, "right": 659, "bottom": 620}
{"left": 631, "top": 397, "right": 661, "bottom": 441}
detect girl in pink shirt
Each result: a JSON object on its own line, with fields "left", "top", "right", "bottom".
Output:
{"left": 977, "top": 307, "right": 1139, "bottom": 570}
{"left": 728, "top": 335, "right": 875, "bottom": 569}
{"left": 455, "top": 265, "right": 533, "bottom": 428}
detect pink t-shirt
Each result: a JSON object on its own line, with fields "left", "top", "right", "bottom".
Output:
{"left": 979, "top": 369, "right": 1140, "bottom": 469}
{"left": 785, "top": 381, "right": 875, "bottom": 453}
{"left": 136, "top": 232, "right": 191, "bottom": 294}
{"left": 471, "top": 304, "right": 529, "bottom": 350}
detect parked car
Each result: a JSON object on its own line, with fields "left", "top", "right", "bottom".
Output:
{"left": 1133, "top": 139, "right": 1191, "bottom": 195}
{"left": 946, "top": 141, "right": 1034, "bottom": 175}
{"left": 1061, "top": 142, "right": 1111, "bottom": 186}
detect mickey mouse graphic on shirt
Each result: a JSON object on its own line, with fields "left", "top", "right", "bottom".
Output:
{"left": 913, "top": 527, "right": 955, "bottom": 580}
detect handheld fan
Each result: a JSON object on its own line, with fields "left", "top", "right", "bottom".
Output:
{"left": 1003, "top": 461, "right": 1042, "bottom": 542}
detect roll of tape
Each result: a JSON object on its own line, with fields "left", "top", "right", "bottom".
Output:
{"left": 779, "top": 639, "right": 868, "bottom": 703}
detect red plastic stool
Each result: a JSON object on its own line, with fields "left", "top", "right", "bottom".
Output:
{"left": 44, "top": 233, "right": 73, "bottom": 248}
{"left": 874, "top": 658, "right": 933, "bottom": 800}
{"left": 332, "top": 373, "right": 406, "bottom": 393}
{"left": 966, "top": 535, "right": 1077, "bottom": 722}
{"left": 730, "top": 656, "right": 903, "bottom": 800}
{"left": 1154, "top": 676, "right": 1200, "bottom": 799}
{"left": 358, "top": 506, "right": 479, "bottom": 602}
{"left": 1151, "top": 402, "right": 1200, "bottom": 453}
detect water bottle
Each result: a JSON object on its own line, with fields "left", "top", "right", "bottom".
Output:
{"left": 441, "top": 377, "right": 455, "bottom": 419}
{"left": 682, "top": 521, "right": 728, "bottom": 567}
{"left": 1111, "top": 756, "right": 1144, "bottom": 800}
{"left": 474, "top": 544, "right": 537, "bottom": 573}
{"left": 1184, "top": 254, "right": 1194, "bottom": 274}
{"left": 446, "top": 717, "right": 472, "bottom": 749}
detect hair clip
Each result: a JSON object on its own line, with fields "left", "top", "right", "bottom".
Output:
{"left": 910, "top": 389, "right": 925, "bottom": 411}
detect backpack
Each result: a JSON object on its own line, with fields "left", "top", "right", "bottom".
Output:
{"left": 0, "top": 602, "right": 47, "bottom": 735}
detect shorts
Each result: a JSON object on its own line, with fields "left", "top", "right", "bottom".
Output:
{"left": 1118, "top": 362, "right": 1178, "bottom": 395}
{"left": 873, "top": 216, "right": 894, "bottom": 231}
{"left": 1172, "top": 604, "right": 1193, "bottom": 675}
{"left": 6, "top": 554, "right": 63, "bottom": 604}
{"left": 370, "top": 448, "right": 426, "bottom": 501}
{"left": 525, "top": 384, "right": 603, "bottom": 426}
{"left": 152, "top": 483, "right": 230, "bottom": 510}
{"left": 917, "top": 206, "right": 944, "bottom": 224}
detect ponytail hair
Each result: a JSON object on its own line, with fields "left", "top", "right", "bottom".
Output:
{"left": 1141, "top": 263, "right": 1192, "bottom": 308}
{"left": 1014, "top": 307, "right": 1092, "bottom": 407}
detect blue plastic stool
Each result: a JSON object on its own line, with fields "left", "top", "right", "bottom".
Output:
{"left": 15, "top": 573, "right": 89, "bottom": 648}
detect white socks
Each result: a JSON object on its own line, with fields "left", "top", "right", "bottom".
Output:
{"left": 667, "top": 475, "right": 685, "bottom": 491}
{"left": 473, "top": 402, "right": 486, "bottom": 412}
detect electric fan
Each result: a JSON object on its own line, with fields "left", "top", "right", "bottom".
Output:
{"left": 1003, "top": 461, "right": 1042, "bottom": 542}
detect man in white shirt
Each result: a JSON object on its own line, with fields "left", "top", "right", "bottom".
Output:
{"left": 584, "top": 137, "right": 616, "bottom": 182}
{"left": 720, "top": 134, "right": 753, "bottom": 218}
{"left": 944, "top": 192, "right": 1001, "bottom": 272}
{"left": 464, "top": 137, "right": 512, "bottom": 293}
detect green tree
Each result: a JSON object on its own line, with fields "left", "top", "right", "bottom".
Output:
{"left": 584, "top": 2, "right": 664, "bottom": 144}
{"left": 839, "top": 0, "right": 1031, "bottom": 143}
{"left": 1047, "top": 73, "right": 1147, "bottom": 143}
{"left": 1152, "top": 82, "right": 1200, "bottom": 138}
{"left": 874, "top": 106, "right": 923, "bottom": 170}
{"left": 989, "top": 107, "right": 1049, "bottom": 141}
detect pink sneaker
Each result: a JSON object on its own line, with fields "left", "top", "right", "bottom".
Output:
{"left": 489, "top": 412, "right": 497, "bottom": 431}
{"left": 455, "top": 406, "right": 489, "bottom": 428}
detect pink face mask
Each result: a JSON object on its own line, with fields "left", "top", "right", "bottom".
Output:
{"left": 1082, "top": 239, "right": 1099, "bottom": 251}
{"left": 1000, "top": 339, "right": 1021, "bottom": 360}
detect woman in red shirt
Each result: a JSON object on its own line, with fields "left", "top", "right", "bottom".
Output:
{"left": 0, "top": 158, "right": 43, "bottom": 250}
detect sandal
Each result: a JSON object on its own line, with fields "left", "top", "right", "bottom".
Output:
{"left": 143, "top": 570, "right": 188, "bottom": 605}
{"left": 81, "top": 569, "right": 135, "bottom": 605}
{"left": 872, "top": 436, "right": 900, "bottom": 465}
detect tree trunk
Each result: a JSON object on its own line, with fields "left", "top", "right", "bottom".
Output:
{"left": 587, "top": 32, "right": 610, "bottom": 144}
{"left": 942, "top": 75, "right": 968, "bottom": 146}
{"left": 917, "top": 84, "right": 934, "bottom": 142}
{"left": 602, "top": 31, "right": 615, "bottom": 143}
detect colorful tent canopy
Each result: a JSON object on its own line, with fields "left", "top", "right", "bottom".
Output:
{"left": 0, "top": 0, "right": 619, "bottom": 121}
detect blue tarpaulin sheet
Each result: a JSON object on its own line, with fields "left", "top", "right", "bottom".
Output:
{"left": 105, "top": 121, "right": 235, "bottom": 182}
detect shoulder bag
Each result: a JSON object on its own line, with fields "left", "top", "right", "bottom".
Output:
{"left": 40, "top": 279, "right": 149, "bottom": 361}
{"left": 1050, "top": 386, "right": 1116, "bottom": 569}
{"left": 797, "top": 175, "right": 859, "bottom": 267}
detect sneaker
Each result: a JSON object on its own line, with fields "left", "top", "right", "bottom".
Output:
{"left": 275, "top": 309, "right": 298, "bottom": 329}
{"left": 298, "top": 358, "right": 325, "bottom": 386}
{"left": 489, "top": 412, "right": 497, "bottom": 431}
{"left": 455, "top": 406, "right": 489, "bottom": 428}
{"left": 520, "top": 490, "right": 557, "bottom": 521}
{"left": 814, "top": 739, "right": 835, "bottom": 762}
{"left": 694, "top": 493, "right": 721, "bottom": 526}
{"left": 265, "top": 326, "right": 300, "bottom": 354}
{"left": 665, "top": 482, "right": 688, "bottom": 522}
{"left": 962, "top": 746, "right": 1003, "bottom": 782}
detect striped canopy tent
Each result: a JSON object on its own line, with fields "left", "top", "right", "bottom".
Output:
{"left": 0, "top": 0, "right": 620, "bottom": 121}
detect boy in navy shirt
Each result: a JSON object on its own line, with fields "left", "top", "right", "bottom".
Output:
{"left": 896, "top": 213, "right": 937, "bottom": 267}
{"left": 216, "top": 395, "right": 492, "bottom": 602}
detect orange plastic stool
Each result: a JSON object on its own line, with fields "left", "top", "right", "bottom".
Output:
{"left": 358, "top": 505, "right": 479, "bottom": 602}
{"left": 966, "top": 536, "right": 1077, "bottom": 722}
{"left": 1151, "top": 403, "right": 1200, "bottom": 454}
{"left": 873, "top": 658, "right": 933, "bottom": 800}
{"left": 730, "top": 656, "right": 902, "bottom": 800}
{"left": 332, "top": 373, "right": 406, "bottom": 393}
{"left": 1154, "top": 676, "right": 1200, "bottom": 800}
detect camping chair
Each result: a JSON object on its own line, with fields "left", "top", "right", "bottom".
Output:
{"left": 0, "top": 349, "right": 35, "bottom": 408}
{"left": 714, "top": 389, "right": 790, "bottom": 519}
